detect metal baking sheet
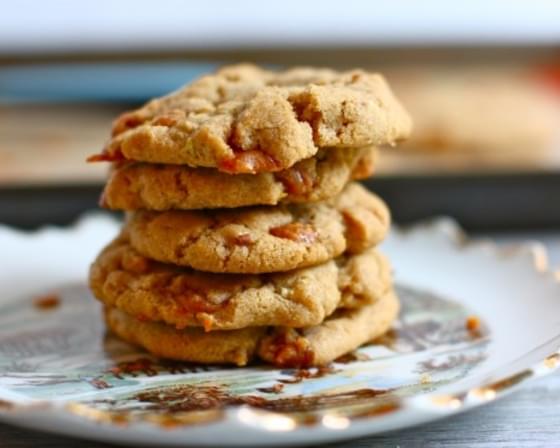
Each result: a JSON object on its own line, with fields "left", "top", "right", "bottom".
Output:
{"left": 1, "top": 173, "right": 559, "bottom": 231}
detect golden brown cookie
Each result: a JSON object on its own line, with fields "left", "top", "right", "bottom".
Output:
{"left": 101, "top": 146, "right": 377, "bottom": 211}
{"left": 90, "top": 235, "right": 391, "bottom": 331}
{"left": 389, "top": 67, "right": 560, "bottom": 156}
{"left": 125, "top": 183, "right": 389, "bottom": 273}
{"left": 89, "top": 64, "right": 411, "bottom": 173}
{"left": 104, "top": 288, "right": 399, "bottom": 367}
{"left": 104, "top": 307, "right": 265, "bottom": 366}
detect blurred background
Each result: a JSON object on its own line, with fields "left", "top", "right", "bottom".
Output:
{"left": 1, "top": 0, "right": 560, "bottom": 230}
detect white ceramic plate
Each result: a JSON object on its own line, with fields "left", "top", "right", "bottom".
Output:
{"left": 0, "top": 215, "right": 559, "bottom": 446}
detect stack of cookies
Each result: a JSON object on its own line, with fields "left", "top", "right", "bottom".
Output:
{"left": 88, "top": 64, "right": 412, "bottom": 367}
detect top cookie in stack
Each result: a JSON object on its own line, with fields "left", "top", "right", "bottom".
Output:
{"left": 91, "top": 64, "right": 411, "bottom": 210}
{"left": 88, "top": 64, "right": 412, "bottom": 367}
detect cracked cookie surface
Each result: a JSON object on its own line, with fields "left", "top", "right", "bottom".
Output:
{"left": 101, "top": 146, "right": 377, "bottom": 211}
{"left": 89, "top": 64, "right": 411, "bottom": 173}
{"left": 90, "top": 234, "right": 391, "bottom": 332}
{"left": 126, "top": 183, "right": 389, "bottom": 273}
{"left": 104, "top": 288, "right": 399, "bottom": 367}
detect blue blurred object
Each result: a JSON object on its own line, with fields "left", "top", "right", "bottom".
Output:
{"left": 0, "top": 62, "right": 220, "bottom": 103}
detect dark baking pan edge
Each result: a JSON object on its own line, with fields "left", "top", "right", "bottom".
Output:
{"left": 0, "top": 171, "right": 559, "bottom": 231}
{"left": 366, "top": 172, "right": 560, "bottom": 231}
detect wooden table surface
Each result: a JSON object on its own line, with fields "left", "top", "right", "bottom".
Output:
{"left": 2, "top": 234, "right": 559, "bottom": 447}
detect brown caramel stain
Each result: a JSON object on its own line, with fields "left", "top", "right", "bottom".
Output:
{"left": 103, "top": 357, "right": 210, "bottom": 380}
{"left": 80, "top": 382, "right": 394, "bottom": 429}
{"left": 125, "top": 384, "right": 390, "bottom": 414}
{"left": 106, "top": 358, "right": 159, "bottom": 378}
{"left": 33, "top": 294, "right": 61, "bottom": 310}
{"left": 64, "top": 343, "right": 406, "bottom": 430}
{"left": 418, "top": 352, "right": 486, "bottom": 373}
{"left": 278, "top": 366, "right": 338, "bottom": 384}
{"left": 133, "top": 385, "right": 267, "bottom": 412}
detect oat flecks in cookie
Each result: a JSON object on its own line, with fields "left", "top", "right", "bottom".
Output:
{"left": 125, "top": 183, "right": 390, "bottom": 274}
{"left": 104, "top": 288, "right": 399, "bottom": 367}
{"left": 89, "top": 235, "right": 392, "bottom": 332}
{"left": 89, "top": 64, "right": 411, "bottom": 172}
{"left": 101, "top": 146, "right": 377, "bottom": 211}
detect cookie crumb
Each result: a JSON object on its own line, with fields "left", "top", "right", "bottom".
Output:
{"left": 89, "top": 378, "right": 112, "bottom": 389}
{"left": 466, "top": 315, "right": 481, "bottom": 332}
{"left": 33, "top": 293, "right": 60, "bottom": 310}
{"left": 420, "top": 373, "right": 432, "bottom": 384}
{"left": 334, "top": 351, "right": 371, "bottom": 364}
{"left": 257, "top": 383, "right": 284, "bottom": 394}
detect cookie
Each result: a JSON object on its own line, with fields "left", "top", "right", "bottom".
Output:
{"left": 389, "top": 67, "right": 560, "bottom": 155}
{"left": 126, "top": 183, "right": 389, "bottom": 273}
{"left": 90, "top": 235, "right": 391, "bottom": 331}
{"left": 101, "top": 146, "right": 377, "bottom": 211}
{"left": 104, "top": 288, "right": 399, "bottom": 367}
{"left": 89, "top": 64, "right": 411, "bottom": 173}
{"left": 104, "top": 307, "right": 265, "bottom": 366}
